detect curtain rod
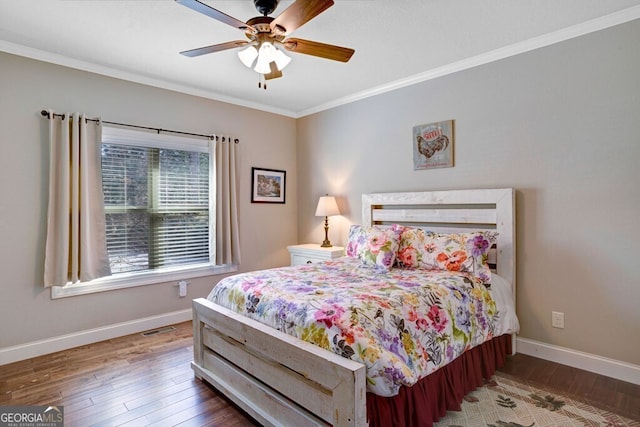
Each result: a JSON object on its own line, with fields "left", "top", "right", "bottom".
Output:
{"left": 40, "top": 110, "right": 239, "bottom": 144}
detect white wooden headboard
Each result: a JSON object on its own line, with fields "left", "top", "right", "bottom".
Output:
{"left": 362, "top": 188, "right": 516, "bottom": 288}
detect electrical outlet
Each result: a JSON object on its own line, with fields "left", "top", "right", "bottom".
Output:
{"left": 552, "top": 311, "right": 565, "bottom": 329}
{"left": 178, "top": 280, "right": 188, "bottom": 297}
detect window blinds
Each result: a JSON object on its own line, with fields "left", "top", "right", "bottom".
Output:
{"left": 101, "top": 131, "right": 210, "bottom": 274}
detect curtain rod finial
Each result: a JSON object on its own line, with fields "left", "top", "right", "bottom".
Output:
{"left": 41, "top": 110, "right": 50, "bottom": 118}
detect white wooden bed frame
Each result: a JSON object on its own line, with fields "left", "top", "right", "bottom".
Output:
{"left": 191, "top": 188, "right": 515, "bottom": 427}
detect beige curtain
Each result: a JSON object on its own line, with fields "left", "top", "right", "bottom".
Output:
{"left": 210, "top": 137, "right": 241, "bottom": 265}
{"left": 44, "top": 111, "right": 111, "bottom": 287}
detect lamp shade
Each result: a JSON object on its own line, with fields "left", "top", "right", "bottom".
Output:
{"left": 237, "top": 45, "right": 258, "bottom": 68}
{"left": 254, "top": 53, "right": 272, "bottom": 74}
{"left": 315, "top": 195, "right": 340, "bottom": 217}
{"left": 273, "top": 48, "right": 291, "bottom": 70}
{"left": 254, "top": 42, "right": 276, "bottom": 74}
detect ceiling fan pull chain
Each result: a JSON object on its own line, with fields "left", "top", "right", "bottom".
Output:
{"left": 258, "top": 74, "right": 267, "bottom": 90}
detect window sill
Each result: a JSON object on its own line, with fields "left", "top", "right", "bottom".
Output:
{"left": 50, "top": 263, "right": 237, "bottom": 299}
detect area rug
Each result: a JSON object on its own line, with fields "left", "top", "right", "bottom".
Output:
{"left": 433, "top": 372, "right": 639, "bottom": 427}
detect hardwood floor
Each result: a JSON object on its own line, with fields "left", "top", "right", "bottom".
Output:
{"left": 1, "top": 321, "right": 638, "bottom": 426}
{"left": 0, "top": 322, "right": 257, "bottom": 427}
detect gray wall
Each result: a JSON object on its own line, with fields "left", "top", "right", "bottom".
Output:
{"left": 296, "top": 20, "right": 640, "bottom": 365}
{"left": 0, "top": 52, "right": 297, "bottom": 348}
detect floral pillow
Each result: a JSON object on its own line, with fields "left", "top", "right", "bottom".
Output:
{"left": 346, "top": 224, "right": 403, "bottom": 270}
{"left": 396, "top": 227, "right": 497, "bottom": 284}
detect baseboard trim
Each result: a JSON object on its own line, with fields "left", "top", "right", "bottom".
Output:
{"left": 0, "top": 309, "right": 192, "bottom": 366}
{"left": 516, "top": 337, "right": 640, "bottom": 385}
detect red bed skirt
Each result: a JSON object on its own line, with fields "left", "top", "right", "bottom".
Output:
{"left": 366, "top": 334, "right": 512, "bottom": 427}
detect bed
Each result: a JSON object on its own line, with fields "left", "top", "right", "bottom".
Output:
{"left": 191, "top": 188, "right": 517, "bottom": 426}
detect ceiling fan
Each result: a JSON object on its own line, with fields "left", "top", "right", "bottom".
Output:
{"left": 175, "top": 0, "right": 355, "bottom": 88}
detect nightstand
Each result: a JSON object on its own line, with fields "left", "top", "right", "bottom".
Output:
{"left": 287, "top": 244, "right": 345, "bottom": 266}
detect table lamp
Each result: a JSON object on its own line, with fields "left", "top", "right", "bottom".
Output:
{"left": 315, "top": 195, "right": 340, "bottom": 247}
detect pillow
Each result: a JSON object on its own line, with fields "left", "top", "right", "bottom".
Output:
{"left": 346, "top": 224, "right": 403, "bottom": 270}
{"left": 396, "top": 228, "right": 497, "bottom": 284}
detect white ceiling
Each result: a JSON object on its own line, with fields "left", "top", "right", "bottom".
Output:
{"left": 2, "top": 1, "right": 639, "bottom": 117}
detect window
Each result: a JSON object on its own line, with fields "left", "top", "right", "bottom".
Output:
{"left": 51, "top": 127, "right": 235, "bottom": 299}
{"left": 101, "top": 144, "right": 210, "bottom": 274}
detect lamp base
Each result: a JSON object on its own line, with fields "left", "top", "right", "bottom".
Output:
{"left": 320, "top": 216, "right": 332, "bottom": 248}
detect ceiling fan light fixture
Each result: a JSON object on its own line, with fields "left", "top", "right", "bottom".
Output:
{"left": 258, "top": 42, "right": 276, "bottom": 62}
{"left": 254, "top": 41, "right": 289, "bottom": 73}
{"left": 273, "top": 48, "right": 291, "bottom": 70}
{"left": 254, "top": 54, "right": 272, "bottom": 74}
{"left": 237, "top": 45, "right": 258, "bottom": 68}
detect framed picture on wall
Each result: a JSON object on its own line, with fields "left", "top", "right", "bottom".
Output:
{"left": 251, "top": 167, "right": 286, "bottom": 203}
{"left": 413, "top": 119, "right": 455, "bottom": 170}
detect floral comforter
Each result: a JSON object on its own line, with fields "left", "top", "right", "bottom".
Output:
{"left": 208, "top": 257, "right": 501, "bottom": 397}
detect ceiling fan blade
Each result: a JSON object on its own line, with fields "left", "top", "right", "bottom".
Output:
{"left": 180, "top": 40, "right": 249, "bottom": 57}
{"left": 282, "top": 38, "right": 354, "bottom": 62}
{"left": 264, "top": 62, "right": 283, "bottom": 80}
{"left": 175, "top": 0, "right": 254, "bottom": 32}
{"left": 270, "top": 0, "right": 334, "bottom": 35}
